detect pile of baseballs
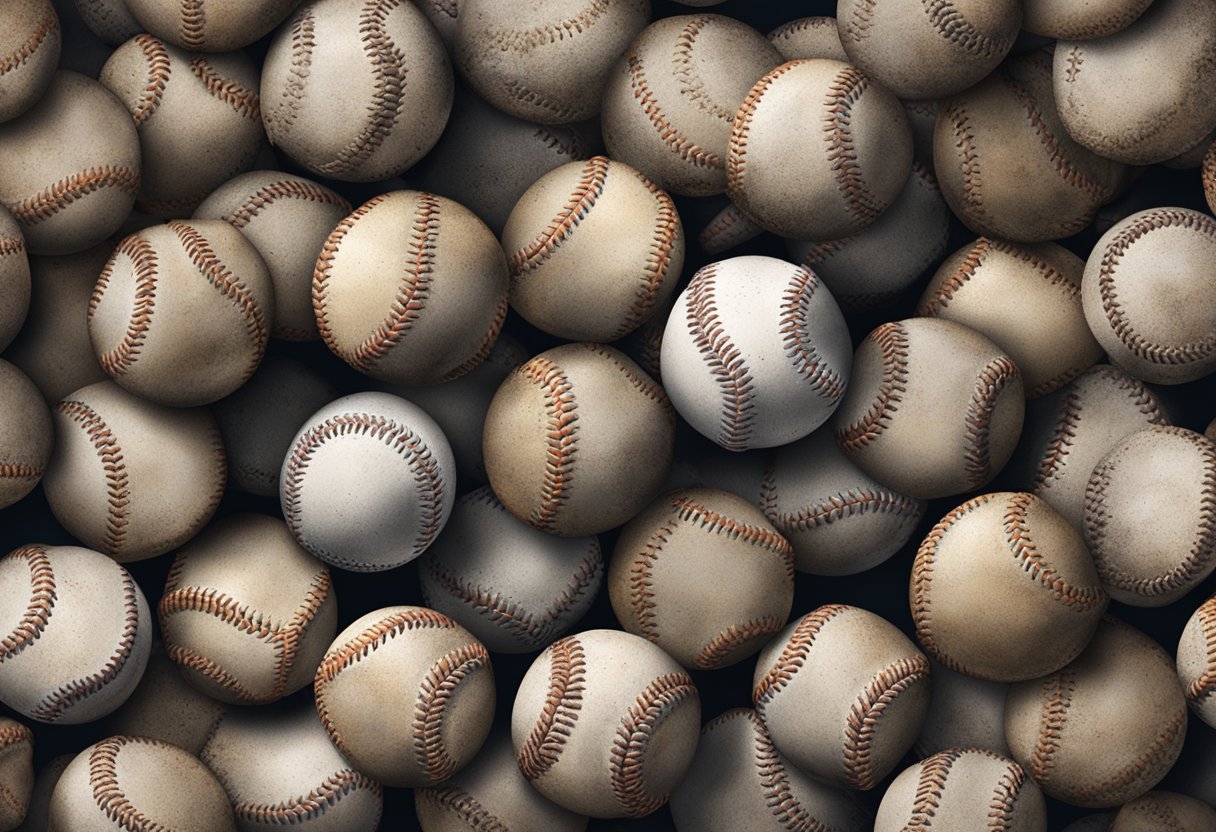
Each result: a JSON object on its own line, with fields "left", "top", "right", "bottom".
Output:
{"left": 0, "top": 0, "right": 1213, "bottom": 830}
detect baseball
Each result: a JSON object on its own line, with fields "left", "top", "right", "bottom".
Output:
{"left": 914, "top": 658, "right": 1011, "bottom": 759}
{"left": 419, "top": 486, "right": 603, "bottom": 654}
{"left": 1205, "top": 140, "right": 1216, "bottom": 216}
{"left": 0, "top": 719, "right": 33, "bottom": 832}
{"left": 483, "top": 342, "right": 675, "bottom": 537}
{"left": 314, "top": 190, "right": 508, "bottom": 385}
{"left": 1110, "top": 791, "right": 1216, "bottom": 832}
{"left": 669, "top": 708, "right": 871, "bottom": 832}
{"left": 49, "top": 736, "right": 235, "bottom": 831}
{"left": 503, "top": 156, "right": 683, "bottom": 341}
{"left": 753, "top": 604, "right": 931, "bottom": 790}
{"left": 0, "top": 1, "right": 59, "bottom": 124}
{"left": 512, "top": 628, "right": 700, "bottom": 818}
{"left": 72, "top": 0, "right": 141, "bottom": 46}
{"left": 0, "top": 207, "right": 29, "bottom": 351}
{"left": 194, "top": 170, "right": 351, "bottom": 341}
{"left": 1023, "top": 0, "right": 1153, "bottom": 39}
{"left": 661, "top": 255, "right": 852, "bottom": 451}
{"left": 875, "top": 748, "right": 1046, "bottom": 832}
{"left": 87, "top": 220, "right": 274, "bottom": 407}
{"left": 43, "top": 380, "right": 227, "bottom": 562}
{"left": 608, "top": 488, "right": 794, "bottom": 670}
{"left": 261, "top": 0, "right": 453, "bottom": 182}
{"left": 1005, "top": 616, "right": 1188, "bottom": 808}
{"left": 768, "top": 16, "right": 848, "bottom": 62}
{"left": 696, "top": 202, "right": 762, "bottom": 257}
{"left": 16, "top": 754, "right": 70, "bottom": 832}
{"left": 727, "top": 59, "right": 912, "bottom": 241}
{"left": 600, "top": 14, "right": 782, "bottom": 197}
{"left": 124, "top": 0, "right": 300, "bottom": 52}
{"left": 314, "top": 606, "right": 494, "bottom": 788}
{"left": 0, "top": 544, "right": 151, "bottom": 724}
{"left": 1177, "top": 591, "right": 1216, "bottom": 728}
{"left": 918, "top": 237, "right": 1103, "bottom": 398}
{"left": 0, "top": 360, "right": 52, "bottom": 510}
{"left": 759, "top": 428, "right": 925, "bottom": 576}
{"left": 1082, "top": 207, "right": 1216, "bottom": 385}
{"left": 281, "top": 392, "right": 456, "bottom": 572}
{"left": 833, "top": 317, "right": 1026, "bottom": 500}
{"left": 0, "top": 71, "right": 139, "bottom": 255}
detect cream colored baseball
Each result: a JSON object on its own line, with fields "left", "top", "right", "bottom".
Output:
{"left": 1205, "top": 141, "right": 1216, "bottom": 217}
{"left": 1178, "top": 592, "right": 1216, "bottom": 729}
{"left": 696, "top": 202, "right": 763, "bottom": 257}
{"left": 0, "top": 204, "right": 29, "bottom": 353}
{"left": 914, "top": 658, "right": 1011, "bottom": 759}
{"left": 0, "top": 544, "right": 151, "bottom": 724}
{"left": 768, "top": 16, "right": 847, "bottom": 62}
{"left": 1023, "top": 0, "right": 1153, "bottom": 39}
{"left": 1110, "top": 791, "right": 1216, "bottom": 832}
{"left": 15, "top": 754, "right": 70, "bottom": 832}
{"left": 124, "top": 0, "right": 300, "bottom": 52}
{"left": 72, "top": 0, "right": 141, "bottom": 46}
{"left": 281, "top": 392, "right": 456, "bottom": 572}
{"left": 752, "top": 604, "right": 931, "bottom": 790}
{"left": 314, "top": 606, "right": 494, "bottom": 788}
{"left": 0, "top": 360, "right": 52, "bottom": 510}
{"left": 0, "top": 719, "right": 33, "bottom": 832}
{"left": 511, "top": 628, "right": 700, "bottom": 818}
{"left": 0, "top": 1, "right": 59, "bottom": 124}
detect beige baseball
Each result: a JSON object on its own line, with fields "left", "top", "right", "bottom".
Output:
{"left": 0, "top": 719, "right": 33, "bottom": 832}
{"left": 0, "top": 360, "right": 52, "bottom": 510}
{"left": 15, "top": 754, "right": 70, "bottom": 832}
{"left": 1177, "top": 591, "right": 1216, "bottom": 728}
{"left": 0, "top": 1, "right": 60, "bottom": 124}
{"left": 1111, "top": 791, "right": 1216, "bottom": 832}
{"left": 124, "top": 0, "right": 301, "bottom": 52}
{"left": 1023, "top": 0, "right": 1153, "bottom": 39}
{"left": 1205, "top": 141, "right": 1216, "bottom": 217}
{"left": 72, "top": 0, "right": 142, "bottom": 46}
{"left": 0, "top": 203, "right": 30, "bottom": 353}
{"left": 768, "top": 16, "right": 848, "bottom": 62}
{"left": 914, "top": 659, "right": 1011, "bottom": 759}
{"left": 696, "top": 201, "right": 763, "bottom": 257}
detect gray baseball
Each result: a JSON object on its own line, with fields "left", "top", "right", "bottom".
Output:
{"left": 0, "top": 1, "right": 60, "bottom": 124}
{"left": 0, "top": 206, "right": 29, "bottom": 352}
{"left": 1177, "top": 591, "right": 1216, "bottom": 729}
{"left": 0, "top": 718, "right": 33, "bottom": 832}
{"left": 0, "top": 360, "right": 52, "bottom": 510}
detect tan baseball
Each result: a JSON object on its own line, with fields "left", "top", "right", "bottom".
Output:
{"left": 511, "top": 628, "right": 700, "bottom": 818}
{"left": 752, "top": 604, "right": 932, "bottom": 790}
{"left": 1023, "top": 0, "right": 1153, "bottom": 39}
{"left": 1205, "top": 141, "right": 1216, "bottom": 216}
{"left": 1111, "top": 791, "right": 1216, "bottom": 832}
{"left": 1178, "top": 592, "right": 1216, "bottom": 728}
{"left": 696, "top": 201, "right": 763, "bottom": 257}
{"left": 0, "top": 204, "right": 29, "bottom": 353}
{"left": 915, "top": 659, "right": 1011, "bottom": 758}
{"left": 0, "top": 360, "right": 51, "bottom": 510}
{"left": 43, "top": 380, "right": 227, "bottom": 562}
{"left": 314, "top": 606, "right": 494, "bottom": 787}
{"left": 14, "top": 754, "right": 70, "bottom": 832}
{"left": 768, "top": 16, "right": 848, "bottom": 62}
{"left": 0, "top": 544, "right": 151, "bottom": 724}
{"left": 0, "top": 719, "right": 33, "bottom": 832}
{"left": 72, "top": 0, "right": 141, "bottom": 46}
{"left": 0, "top": 1, "right": 60, "bottom": 124}
{"left": 124, "top": 0, "right": 300, "bottom": 52}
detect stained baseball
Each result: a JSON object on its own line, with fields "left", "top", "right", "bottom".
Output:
{"left": 1177, "top": 591, "right": 1216, "bottom": 728}
{"left": 124, "top": 0, "right": 300, "bottom": 52}
{"left": 1110, "top": 791, "right": 1216, "bottom": 832}
{"left": 0, "top": 718, "right": 33, "bottom": 832}
{"left": 0, "top": 206, "right": 30, "bottom": 353}
{"left": 768, "top": 16, "right": 848, "bottom": 62}
{"left": 0, "top": 360, "right": 52, "bottom": 510}
{"left": 1023, "top": 0, "right": 1154, "bottom": 39}
{"left": 72, "top": 0, "right": 141, "bottom": 46}
{"left": 0, "top": 1, "right": 60, "bottom": 124}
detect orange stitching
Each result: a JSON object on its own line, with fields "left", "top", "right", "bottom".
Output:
{"left": 625, "top": 54, "right": 723, "bottom": 171}
{"left": 1030, "top": 669, "right": 1076, "bottom": 784}
{"left": 508, "top": 156, "right": 609, "bottom": 278}
{"left": 518, "top": 635, "right": 585, "bottom": 781}
{"left": 668, "top": 493, "right": 794, "bottom": 571}
{"left": 314, "top": 194, "right": 385, "bottom": 350}
{"left": 627, "top": 519, "right": 678, "bottom": 641}
{"left": 608, "top": 671, "right": 698, "bottom": 817}
{"left": 0, "top": 8, "right": 56, "bottom": 76}
{"left": 753, "top": 604, "right": 849, "bottom": 705}
{"left": 613, "top": 172, "right": 680, "bottom": 340}
{"left": 131, "top": 35, "right": 171, "bottom": 127}
{"left": 1003, "top": 493, "right": 1104, "bottom": 609}
{"left": 907, "top": 749, "right": 965, "bottom": 828}
{"left": 479, "top": 1, "right": 629, "bottom": 51}
{"left": 180, "top": 0, "right": 205, "bottom": 48}
{"left": 0, "top": 545, "right": 55, "bottom": 659}
{"left": 413, "top": 642, "right": 492, "bottom": 782}
{"left": 0, "top": 463, "right": 41, "bottom": 479}
{"left": 697, "top": 203, "right": 761, "bottom": 255}
{"left": 233, "top": 769, "right": 382, "bottom": 826}
{"left": 823, "top": 64, "right": 885, "bottom": 225}
{"left": 90, "top": 737, "right": 178, "bottom": 831}
{"left": 745, "top": 708, "right": 825, "bottom": 831}
{"left": 841, "top": 655, "right": 930, "bottom": 788}
{"left": 921, "top": 0, "right": 1014, "bottom": 58}
{"left": 266, "top": 7, "right": 314, "bottom": 142}
{"left": 942, "top": 99, "right": 989, "bottom": 231}
{"left": 189, "top": 58, "right": 261, "bottom": 120}
{"left": 695, "top": 615, "right": 786, "bottom": 670}
{"left": 55, "top": 400, "right": 130, "bottom": 554}
{"left": 836, "top": 321, "right": 909, "bottom": 452}
{"left": 672, "top": 16, "right": 732, "bottom": 119}
{"left": 416, "top": 784, "right": 508, "bottom": 831}
{"left": 1185, "top": 596, "right": 1216, "bottom": 706}
{"left": 91, "top": 235, "right": 158, "bottom": 378}
{"left": 684, "top": 264, "right": 755, "bottom": 450}
{"left": 727, "top": 60, "right": 805, "bottom": 196}
{"left": 768, "top": 487, "right": 923, "bottom": 533}
{"left": 8, "top": 165, "right": 140, "bottom": 226}
{"left": 520, "top": 356, "right": 579, "bottom": 532}
{"left": 441, "top": 293, "right": 508, "bottom": 382}
{"left": 962, "top": 355, "right": 1021, "bottom": 489}
{"left": 990, "top": 757, "right": 1028, "bottom": 831}
{"left": 780, "top": 265, "right": 846, "bottom": 403}
{"left": 577, "top": 343, "right": 671, "bottom": 409}
{"left": 222, "top": 179, "right": 350, "bottom": 229}
{"left": 1070, "top": 708, "right": 1186, "bottom": 805}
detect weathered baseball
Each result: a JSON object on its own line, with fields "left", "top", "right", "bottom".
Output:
{"left": 1082, "top": 208, "right": 1216, "bottom": 384}
{"left": 99, "top": 35, "right": 264, "bottom": 216}
{"left": 1209, "top": 417, "right": 1216, "bottom": 443}
{"left": 412, "top": 0, "right": 460, "bottom": 49}
{"left": 912, "top": 492, "right": 1108, "bottom": 682}
{"left": 314, "top": 190, "right": 508, "bottom": 385}
{"left": 1055, "top": 0, "right": 1216, "bottom": 165}
{"left": 49, "top": 736, "right": 235, "bottom": 831}
{"left": 1178, "top": 592, "right": 1216, "bottom": 728}
{"left": 0, "top": 719, "right": 33, "bottom": 832}
{"left": 918, "top": 238, "right": 1102, "bottom": 398}
{"left": 1163, "top": 127, "right": 1216, "bottom": 169}
{"left": 13, "top": 753, "right": 69, "bottom": 832}
{"left": 125, "top": 0, "right": 299, "bottom": 51}
{"left": 4, "top": 245, "right": 109, "bottom": 402}
{"left": 281, "top": 392, "right": 456, "bottom": 572}
{"left": 1023, "top": 0, "right": 1153, "bottom": 39}
{"left": 934, "top": 49, "right": 1125, "bottom": 242}
{"left": 503, "top": 157, "right": 683, "bottom": 341}
{"left": 455, "top": 0, "right": 648, "bottom": 125}
{"left": 88, "top": 220, "right": 273, "bottom": 407}
{"left": 1111, "top": 791, "right": 1216, "bottom": 832}
{"left": 512, "top": 628, "right": 700, "bottom": 818}
{"left": 786, "top": 162, "right": 950, "bottom": 313}
{"left": 833, "top": 317, "right": 1026, "bottom": 500}
{"left": 0, "top": 207, "right": 29, "bottom": 352}
{"left": 314, "top": 606, "right": 494, "bottom": 787}
{"left": 661, "top": 255, "right": 852, "bottom": 451}
{"left": 1005, "top": 617, "right": 1188, "bottom": 808}
{"left": 759, "top": 428, "right": 925, "bottom": 576}
{"left": 1205, "top": 141, "right": 1216, "bottom": 216}
{"left": 753, "top": 604, "right": 931, "bottom": 790}
{"left": 201, "top": 704, "right": 383, "bottom": 832}
{"left": 419, "top": 486, "right": 602, "bottom": 654}
{"left": 914, "top": 658, "right": 1011, "bottom": 758}
{"left": 875, "top": 748, "right": 1046, "bottom": 832}
{"left": 43, "top": 381, "right": 227, "bottom": 562}
{"left": 669, "top": 708, "right": 871, "bottom": 832}
{"left": 836, "top": 0, "right": 1022, "bottom": 100}
{"left": 194, "top": 171, "right": 350, "bottom": 341}
{"left": 212, "top": 357, "right": 336, "bottom": 497}
{"left": 0, "top": 360, "right": 52, "bottom": 510}
{"left": 696, "top": 201, "right": 762, "bottom": 257}
{"left": 1062, "top": 814, "right": 1117, "bottom": 832}
{"left": 0, "top": 1, "right": 59, "bottom": 124}
{"left": 407, "top": 83, "right": 593, "bottom": 236}
{"left": 0, "top": 71, "right": 140, "bottom": 255}
{"left": 262, "top": 0, "right": 453, "bottom": 181}
{"left": 609, "top": 488, "right": 794, "bottom": 670}
{"left": 415, "top": 731, "right": 587, "bottom": 832}
{"left": 768, "top": 16, "right": 848, "bottom": 62}
{"left": 72, "top": 0, "right": 141, "bottom": 46}
{"left": 727, "top": 59, "right": 912, "bottom": 240}
{"left": 1083, "top": 426, "right": 1216, "bottom": 606}
{"left": 600, "top": 14, "right": 782, "bottom": 197}
{"left": 0, "top": 544, "right": 151, "bottom": 724}
{"left": 483, "top": 342, "right": 675, "bottom": 537}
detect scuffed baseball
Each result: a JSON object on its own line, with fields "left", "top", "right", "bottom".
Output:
{"left": 1178, "top": 592, "right": 1216, "bottom": 728}
{"left": 281, "top": 392, "right": 456, "bottom": 572}
{"left": 768, "top": 16, "right": 848, "bottom": 62}
{"left": 1082, "top": 208, "right": 1216, "bottom": 385}
{"left": 727, "top": 59, "right": 912, "bottom": 240}
{"left": 512, "top": 628, "right": 700, "bottom": 818}
{"left": 194, "top": 170, "right": 351, "bottom": 341}
{"left": 43, "top": 381, "right": 227, "bottom": 562}
{"left": 0, "top": 71, "right": 140, "bottom": 255}
{"left": 72, "top": 0, "right": 141, "bottom": 46}
{"left": 696, "top": 202, "right": 763, "bottom": 257}
{"left": 1111, "top": 791, "right": 1216, "bottom": 832}
{"left": 1205, "top": 141, "right": 1216, "bottom": 216}
{"left": 0, "top": 205, "right": 30, "bottom": 352}
{"left": 0, "top": 544, "right": 152, "bottom": 724}
{"left": 1063, "top": 814, "right": 1117, "bottom": 832}
{"left": 314, "top": 190, "right": 508, "bottom": 385}
{"left": 609, "top": 488, "right": 794, "bottom": 670}
{"left": 484, "top": 342, "right": 675, "bottom": 537}
{"left": 833, "top": 317, "right": 1026, "bottom": 500}
{"left": 13, "top": 753, "right": 69, "bottom": 832}
{"left": 914, "top": 658, "right": 1011, "bottom": 758}
{"left": 262, "top": 0, "right": 454, "bottom": 181}
{"left": 419, "top": 486, "right": 602, "bottom": 654}
{"left": 125, "top": 0, "right": 299, "bottom": 52}
{"left": 314, "top": 606, "right": 494, "bottom": 787}
{"left": 503, "top": 157, "right": 683, "bottom": 341}
{"left": 0, "top": 1, "right": 60, "bottom": 124}
{"left": 661, "top": 255, "right": 852, "bottom": 451}
{"left": 601, "top": 14, "right": 782, "bottom": 197}
{"left": 1005, "top": 617, "right": 1188, "bottom": 808}
{"left": 1024, "top": 0, "right": 1153, "bottom": 39}
{"left": 0, "top": 360, "right": 52, "bottom": 510}
{"left": 759, "top": 428, "right": 925, "bottom": 576}
{"left": 0, "top": 719, "right": 33, "bottom": 832}
{"left": 753, "top": 604, "right": 931, "bottom": 790}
